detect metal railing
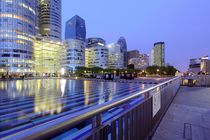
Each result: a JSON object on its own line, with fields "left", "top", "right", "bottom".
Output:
{"left": 3, "top": 77, "right": 181, "bottom": 140}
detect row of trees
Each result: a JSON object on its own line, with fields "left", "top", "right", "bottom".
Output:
{"left": 75, "top": 65, "right": 178, "bottom": 76}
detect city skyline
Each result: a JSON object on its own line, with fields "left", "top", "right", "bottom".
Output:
{"left": 62, "top": 0, "right": 210, "bottom": 71}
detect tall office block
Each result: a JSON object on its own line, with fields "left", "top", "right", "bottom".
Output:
{"left": 38, "top": 0, "right": 62, "bottom": 41}
{"left": 151, "top": 42, "right": 165, "bottom": 67}
{"left": 117, "top": 37, "right": 127, "bottom": 68}
{"left": 0, "top": 0, "right": 36, "bottom": 75}
{"left": 64, "top": 15, "right": 86, "bottom": 71}
{"left": 85, "top": 38, "right": 108, "bottom": 69}
{"left": 107, "top": 43, "right": 124, "bottom": 69}
{"left": 65, "top": 15, "right": 86, "bottom": 41}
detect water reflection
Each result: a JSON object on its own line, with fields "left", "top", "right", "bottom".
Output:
{"left": 0, "top": 79, "right": 149, "bottom": 133}
{"left": 34, "top": 79, "right": 63, "bottom": 115}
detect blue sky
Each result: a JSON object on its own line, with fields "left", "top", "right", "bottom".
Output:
{"left": 62, "top": 0, "right": 210, "bottom": 71}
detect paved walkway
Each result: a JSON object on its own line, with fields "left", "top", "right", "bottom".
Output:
{"left": 152, "top": 87, "right": 210, "bottom": 140}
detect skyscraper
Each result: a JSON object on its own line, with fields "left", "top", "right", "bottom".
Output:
{"left": 65, "top": 15, "right": 86, "bottom": 41}
{"left": 34, "top": 0, "right": 62, "bottom": 75}
{"left": 0, "top": 0, "right": 37, "bottom": 75}
{"left": 64, "top": 15, "right": 86, "bottom": 71}
{"left": 85, "top": 38, "right": 108, "bottom": 69}
{"left": 151, "top": 42, "right": 165, "bottom": 67}
{"left": 38, "top": 0, "right": 62, "bottom": 41}
{"left": 107, "top": 43, "right": 124, "bottom": 69}
{"left": 117, "top": 37, "right": 127, "bottom": 68}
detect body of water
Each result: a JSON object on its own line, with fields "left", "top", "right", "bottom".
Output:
{"left": 0, "top": 79, "right": 152, "bottom": 137}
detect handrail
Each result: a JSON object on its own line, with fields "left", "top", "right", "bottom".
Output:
{"left": 3, "top": 77, "right": 180, "bottom": 140}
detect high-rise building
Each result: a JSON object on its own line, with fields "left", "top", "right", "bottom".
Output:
{"left": 64, "top": 15, "right": 86, "bottom": 71}
{"left": 85, "top": 38, "right": 108, "bottom": 69}
{"left": 38, "top": 0, "right": 62, "bottom": 41}
{"left": 0, "top": 0, "right": 37, "bottom": 75}
{"left": 151, "top": 42, "right": 165, "bottom": 67}
{"left": 117, "top": 37, "right": 127, "bottom": 68}
{"left": 107, "top": 43, "right": 124, "bottom": 69}
{"left": 65, "top": 15, "right": 86, "bottom": 41}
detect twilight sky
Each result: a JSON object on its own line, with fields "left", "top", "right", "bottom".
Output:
{"left": 62, "top": 0, "right": 210, "bottom": 71}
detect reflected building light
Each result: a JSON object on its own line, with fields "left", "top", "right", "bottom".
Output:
{"left": 60, "top": 79, "right": 67, "bottom": 97}
{"left": 84, "top": 81, "right": 90, "bottom": 106}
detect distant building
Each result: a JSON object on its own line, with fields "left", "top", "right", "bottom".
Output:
{"left": 128, "top": 54, "right": 149, "bottom": 70}
{"left": 188, "top": 58, "right": 201, "bottom": 74}
{"left": 127, "top": 50, "right": 140, "bottom": 61}
{"left": 107, "top": 43, "right": 124, "bottom": 69}
{"left": 151, "top": 42, "right": 165, "bottom": 67}
{"left": 117, "top": 37, "right": 128, "bottom": 68}
{"left": 188, "top": 56, "right": 210, "bottom": 75}
{"left": 85, "top": 38, "right": 108, "bottom": 69}
{"left": 64, "top": 15, "right": 86, "bottom": 71}
{"left": 200, "top": 56, "right": 210, "bottom": 74}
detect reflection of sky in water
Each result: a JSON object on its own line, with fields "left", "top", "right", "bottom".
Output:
{"left": 0, "top": 79, "right": 152, "bottom": 133}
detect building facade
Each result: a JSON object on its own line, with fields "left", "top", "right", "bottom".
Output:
{"left": 200, "top": 57, "right": 210, "bottom": 75}
{"left": 151, "top": 42, "right": 165, "bottom": 67}
{"left": 117, "top": 37, "right": 127, "bottom": 68}
{"left": 128, "top": 54, "right": 149, "bottom": 70}
{"left": 85, "top": 38, "right": 108, "bottom": 69}
{"left": 65, "top": 15, "right": 86, "bottom": 41}
{"left": 33, "top": 37, "right": 61, "bottom": 76}
{"left": 38, "top": 0, "right": 62, "bottom": 41}
{"left": 107, "top": 43, "right": 124, "bottom": 69}
{"left": 0, "top": 0, "right": 37, "bottom": 75}
{"left": 64, "top": 15, "right": 86, "bottom": 72}
{"left": 127, "top": 50, "right": 140, "bottom": 61}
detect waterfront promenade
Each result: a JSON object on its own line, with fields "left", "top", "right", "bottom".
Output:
{"left": 152, "top": 87, "right": 210, "bottom": 140}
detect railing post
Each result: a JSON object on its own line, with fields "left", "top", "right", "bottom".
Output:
{"left": 92, "top": 114, "right": 102, "bottom": 140}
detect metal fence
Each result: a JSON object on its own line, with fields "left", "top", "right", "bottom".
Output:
{"left": 4, "top": 77, "right": 181, "bottom": 140}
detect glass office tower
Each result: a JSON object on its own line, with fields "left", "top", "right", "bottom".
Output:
{"left": 85, "top": 38, "right": 108, "bottom": 69}
{"left": 0, "top": 0, "right": 36, "bottom": 76}
{"left": 64, "top": 15, "right": 86, "bottom": 72}
{"left": 151, "top": 42, "right": 165, "bottom": 67}
{"left": 38, "top": 0, "right": 62, "bottom": 41}
{"left": 107, "top": 43, "right": 124, "bottom": 69}
{"left": 65, "top": 15, "right": 86, "bottom": 41}
{"left": 117, "top": 37, "right": 127, "bottom": 68}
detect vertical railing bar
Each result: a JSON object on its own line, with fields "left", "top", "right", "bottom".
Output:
{"left": 124, "top": 113, "right": 129, "bottom": 140}
{"left": 111, "top": 121, "right": 116, "bottom": 140}
{"left": 118, "top": 117, "right": 123, "bottom": 140}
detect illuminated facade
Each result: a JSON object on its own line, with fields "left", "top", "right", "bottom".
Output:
{"left": 38, "top": 0, "right": 62, "bottom": 41}
{"left": 0, "top": 0, "right": 36, "bottom": 75}
{"left": 85, "top": 38, "right": 108, "bottom": 69}
{"left": 34, "top": 37, "right": 61, "bottom": 75}
{"left": 107, "top": 43, "right": 124, "bottom": 69}
{"left": 151, "top": 42, "right": 165, "bottom": 67}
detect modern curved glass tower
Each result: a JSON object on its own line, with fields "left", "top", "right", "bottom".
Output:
{"left": 38, "top": 0, "right": 62, "bottom": 41}
{"left": 0, "top": 0, "right": 36, "bottom": 75}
